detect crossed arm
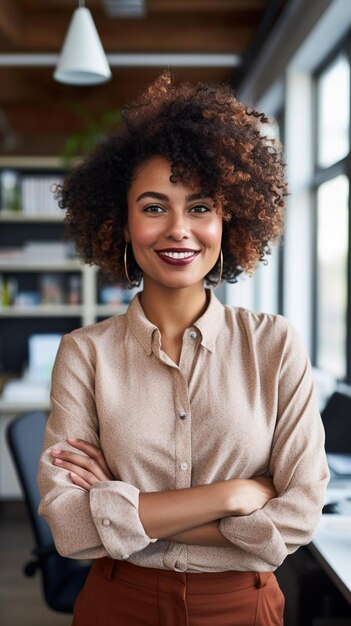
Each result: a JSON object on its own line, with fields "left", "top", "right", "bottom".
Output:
{"left": 51, "top": 438, "right": 277, "bottom": 547}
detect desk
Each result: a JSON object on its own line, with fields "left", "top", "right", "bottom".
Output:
{"left": 309, "top": 481, "right": 351, "bottom": 605}
{"left": 0, "top": 399, "right": 50, "bottom": 498}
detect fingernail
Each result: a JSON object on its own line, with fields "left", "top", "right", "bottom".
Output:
{"left": 54, "top": 458, "right": 63, "bottom": 464}
{"left": 51, "top": 448, "right": 62, "bottom": 455}
{"left": 67, "top": 437, "right": 77, "bottom": 443}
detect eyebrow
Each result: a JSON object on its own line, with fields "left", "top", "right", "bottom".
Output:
{"left": 136, "top": 191, "right": 211, "bottom": 202}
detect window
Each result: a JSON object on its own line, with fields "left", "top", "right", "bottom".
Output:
{"left": 314, "top": 39, "right": 351, "bottom": 381}
{"left": 317, "top": 53, "right": 350, "bottom": 168}
{"left": 316, "top": 175, "right": 349, "bottom": 378}
{"left": 252, "top": 112, "right": 285, "bottom": 315}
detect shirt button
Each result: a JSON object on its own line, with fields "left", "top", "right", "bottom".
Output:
{"left": 123, "top": 554, "right": 129, "bottom": 559}
{"left": 179, "top": 411, "right": 187, "bottom": 420}
{"left": 102, "top": 518, "right": 111, "bottom": 527}
{"left": 190, "top": 331, "right": 197, "bottom": 340}
{"left": 180, "top": 462, "right": 188, "bottom": 470}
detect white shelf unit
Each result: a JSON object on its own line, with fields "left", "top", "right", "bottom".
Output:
{"left": 0, "top": 161, "right": 131, "bottom": 327}
{"left": 0, "top": 164, "right": 130, "bottom": 340}
{"left": 0, "top": 304, "right": 84, "bottom": 317}
{"left": 0, "top": 211, "right": 63, "bottom": 223}
{"left": 0, "top": 257, "right": 128, "bottom": 326}
{"left": 0, "top": 260, "right": 82, "bottom": 271}
{"left": 0, "top": 160, "right": 133, "bottom": 499}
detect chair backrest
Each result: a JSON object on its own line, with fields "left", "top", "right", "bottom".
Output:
{"left": 6, "top": 411, "right": 91, "bottom": 614}
{"left": 6, "top": 411, "right": 53, "bottom": 549}
{"left": 321, "top": 392, "right": 351, "bottom": 454}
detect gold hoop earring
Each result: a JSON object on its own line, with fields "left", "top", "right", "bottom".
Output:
{"left": 213, "top": 249, "right": 223, "bottom": 289}
{"left": 124, "top": 242, "right": 134, "bottom": 286}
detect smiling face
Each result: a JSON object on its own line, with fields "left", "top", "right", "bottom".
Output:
{"left": 125, "top": 156, "right": 223, "bottom": 292}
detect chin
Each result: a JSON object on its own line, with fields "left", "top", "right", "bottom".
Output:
{"left": 158, "top": 276, "right": 205, "bottom": 290}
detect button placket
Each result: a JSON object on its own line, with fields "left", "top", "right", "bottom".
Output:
{"left": 178, "top": 328, "right": 198, "bottom": 380}
{"left": 174, "top": 370, "right": 191, "bottom": 490}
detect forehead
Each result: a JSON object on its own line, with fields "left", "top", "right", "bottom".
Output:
{"left": 128, "top": 155, "right": 203, "bottom": 198}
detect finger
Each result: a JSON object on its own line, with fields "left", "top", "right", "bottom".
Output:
{"left": 66, "top": 438, "right": 114, "bottom": 478}
{"left": 52, "top": 449, "right": 109, "bottom": 480}
{"left": 70, "top": 472, "right": 91, "bottom": 491}
{"left": 53, "top": 458, "right": 99, "bottom": 485}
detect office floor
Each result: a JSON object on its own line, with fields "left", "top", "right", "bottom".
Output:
{"left": 0, "top": 503, "right": 71, "bottom": 626}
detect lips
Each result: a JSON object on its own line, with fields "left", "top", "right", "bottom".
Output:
{"left": 155, "top": 248, "right": 200, "bottom": 266}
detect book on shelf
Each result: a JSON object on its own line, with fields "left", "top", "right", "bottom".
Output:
{"left": 0, "top": 169, "right": 64, "bottom": 216}
{"left": 39, "top": 274, "right": 65, "bottom": 304}
{"left": 21, "top": 175, "right": 63, "bottom": 215}
{"left": 0, "top": 272, "right": 82, "bottom": 308}
{"left": 0, "top": 170, "right": 21, "bottom": 212}
{"left": 0, "top": 241, "right": 72, "bottom": 265}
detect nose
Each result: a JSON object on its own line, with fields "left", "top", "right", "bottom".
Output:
{"left": 165, "top": 212, "right": 190, "bottom": 241}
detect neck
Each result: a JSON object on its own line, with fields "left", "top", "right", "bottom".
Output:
{"left": 139, "top": 280, "right": 209, "bottom": 341}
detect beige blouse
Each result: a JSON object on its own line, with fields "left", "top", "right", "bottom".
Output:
{"left": 38, "top": 290, "right": 329, "bottom": 573}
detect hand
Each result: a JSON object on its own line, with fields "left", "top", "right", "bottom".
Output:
{"left": 227, "top": 476, "right": 277, "bottom": 516}
{"left": 51, "top": 438, "right": 114, "bottom": 491}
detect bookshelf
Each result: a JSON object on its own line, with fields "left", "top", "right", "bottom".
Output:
{"left": 0, "top": 159, "right": 133, "bottom": 383}
{"left": 0, "top": 158, "right": 137, "bottom": 498}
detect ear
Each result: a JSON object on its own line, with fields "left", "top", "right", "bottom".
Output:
{"left": 123, "top": 224, "right": 130, "bottom": 243}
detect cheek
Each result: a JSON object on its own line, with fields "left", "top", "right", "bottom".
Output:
{"left": 199, "top": 219, "right": 223, "bottom": 248}
{"left": 128, "top": 220, "right": 161, "bottom": 248}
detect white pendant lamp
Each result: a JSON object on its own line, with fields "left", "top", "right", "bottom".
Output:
{"left": 54, "top": 1, "right": 111, "bottom": 85}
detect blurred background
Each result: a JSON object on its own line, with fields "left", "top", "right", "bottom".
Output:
{"left": 0, "top": 1, "right": 351, "bottom": 624}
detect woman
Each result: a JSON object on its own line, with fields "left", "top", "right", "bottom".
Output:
{"left": 38, "top": 73, "right": 329, "bottom": 626}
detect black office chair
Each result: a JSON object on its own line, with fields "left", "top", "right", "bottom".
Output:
{"left": 321, "top": 392, "right": 351, "bottom": 454}
{"left": 6, "top": 411, "right": 91, "bottom": 613}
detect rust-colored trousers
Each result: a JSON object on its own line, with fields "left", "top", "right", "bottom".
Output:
{"left": 72, "top": 557, "right": 285, "bottom": 626}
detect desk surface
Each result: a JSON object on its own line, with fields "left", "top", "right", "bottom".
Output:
{"left": 310, "top": 481, "right": 351, "bottom": 604}
{"left": 0, "top": 399, "right": 50, "bottom": 413}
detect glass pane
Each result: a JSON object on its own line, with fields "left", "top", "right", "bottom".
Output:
{"left": 253, "top": 247, "right": 279, "bottom": 314}
{"left": 317, "top": 54, "right": 350, "bottom": 168}
{"left": 316, "top": 175, "right": 349, "bottom": 378}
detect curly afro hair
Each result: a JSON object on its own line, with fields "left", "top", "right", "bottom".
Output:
{"left": 57, "top": 72, "right": 287, "bottom": 287}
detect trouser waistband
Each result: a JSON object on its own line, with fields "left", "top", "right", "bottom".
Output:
{"left": 99, "top": 557, "right": 272, "bottom": 594}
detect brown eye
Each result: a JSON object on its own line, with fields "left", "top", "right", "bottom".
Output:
{"left": 143, "top": 205, "right": 165, "bottom": 214}
{"left": 190, "top": 205, "right": 210, "bottom": 214}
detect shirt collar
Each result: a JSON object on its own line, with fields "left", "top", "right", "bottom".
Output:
{"left": 126, "top": 294, "right": 158, "bottom": 356}
{"left": 193, "top": 289, "right": 225, "bottom": 352}
{"left": 126, "top": 289, "right": 225, "bottom": 356}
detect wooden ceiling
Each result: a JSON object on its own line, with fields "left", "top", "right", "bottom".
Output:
{"left": 0, "top": 0, "right": 288, "bottom": 158}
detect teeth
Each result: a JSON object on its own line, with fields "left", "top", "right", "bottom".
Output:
{"left": 160, "top": 251, "right": 195, "bottom": 259}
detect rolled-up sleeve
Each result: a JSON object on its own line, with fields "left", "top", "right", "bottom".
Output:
{"left": 219, "top": 319, "right": 330, "bottom": 569}
{"left": 90, "top": 481, "right": 157, "bottom": 559}
{"left": 37, "top": 333, "right": 156, "bottom": 560}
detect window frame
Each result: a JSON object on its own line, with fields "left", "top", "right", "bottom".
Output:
{"left": 312, "top": 32, "right": 351, "bottom": 382}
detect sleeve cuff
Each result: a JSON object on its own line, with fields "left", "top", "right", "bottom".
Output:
{"left": 90, "top": 481, "right": 157, "bottom": 560}
{"left": 218, "top": 512, "right": 288, "bottom": 568}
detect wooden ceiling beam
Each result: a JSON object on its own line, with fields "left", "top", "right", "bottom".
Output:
{"left": 0, "top": 133, "right": 69, "bottom": 157}
{"left": 19, "top": 0, "right": 266, "bottom": 13}
{"left": 0, "top": 0, "right": 23, "bottom": 45}
{"left": 15, "top": 16, "right": 254, "bottom": 54}
{"left": 0, "top": 66, "right": 235, "bottom": 105}
{"left": 147, "top": 0, "right": 267, "bottom": 12}
{"left": 5, "top": 105, "right": 89, "bottom": 134}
